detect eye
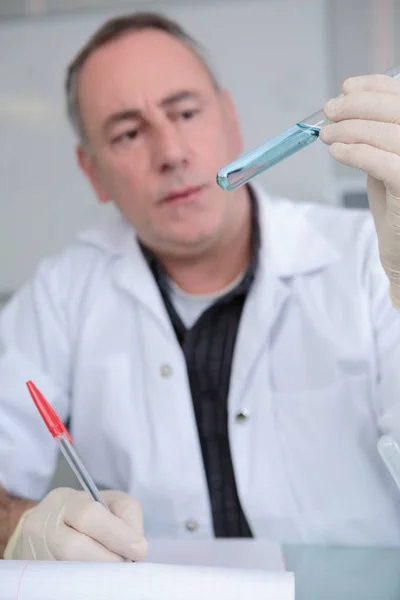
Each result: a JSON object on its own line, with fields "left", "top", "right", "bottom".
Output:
{"left": 179, "top": 108, "right": 199, "bottom": 120}
{"left": 111, "top": 129, "right": 139, "bottom": 144}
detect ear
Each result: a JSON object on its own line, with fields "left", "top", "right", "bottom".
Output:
{"left": 219, "top": 89, "right": 244, "bottom": 154}
{"left": 76, "top": 145, "right": 110, "bottom": 204}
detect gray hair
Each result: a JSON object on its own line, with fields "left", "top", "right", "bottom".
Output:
{"left": 65, "top": 11, "right": 220, "bottom": 150}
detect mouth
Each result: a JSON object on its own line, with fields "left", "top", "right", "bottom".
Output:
{"left": 161, "top": 184, "right": 207, "bottom": 205}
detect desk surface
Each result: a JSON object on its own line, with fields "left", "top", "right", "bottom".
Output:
{"left": 284, "top": 545, "right": 400, "bottom": 600}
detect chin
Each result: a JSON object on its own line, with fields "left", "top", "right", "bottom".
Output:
{"left": 164, "top": 229, "right": 218, "bottom": 254}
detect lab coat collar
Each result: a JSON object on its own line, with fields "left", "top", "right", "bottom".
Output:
{"left": 253, "top": 181, "right": 340, "bottom": 276}
{"left": 78, "top": 209, "right": 140, "bottom": 258}
{"left": 78, "top": 182, "right": 340, "bottom": 280}
{"left": 78, "top": 210, "right": 177, "bottom": 338}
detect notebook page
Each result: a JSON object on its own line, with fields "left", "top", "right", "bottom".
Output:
{"left": 0, "top": 560, "right": 294, "bottom": 600}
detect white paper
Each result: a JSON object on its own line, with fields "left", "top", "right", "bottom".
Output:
{"left": 0, "top": 560, "right": 294, "bottom": 600}
{"left": 145, "top": 538, "right": 286, "bottom": 571}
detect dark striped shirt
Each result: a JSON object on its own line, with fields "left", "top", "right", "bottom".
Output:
{"left": 141, "top": 193, "right": 259, "bottom": 537}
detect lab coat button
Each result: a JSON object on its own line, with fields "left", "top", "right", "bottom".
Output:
{"left": 185, "top": 519, "right": 199, "bottom": 532}
{"left": 160, "top": 364, "right": 173, "bottom": 378}
{"left": 235, "top": 409, "right": 249, "bottom": 423}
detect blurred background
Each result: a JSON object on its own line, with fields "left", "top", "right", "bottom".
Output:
{"left": 0, "top": 0, "right": 399, "bottom": 308}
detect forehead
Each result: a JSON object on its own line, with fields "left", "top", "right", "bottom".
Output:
{"left": 77, "top": 29, "right": 215, "bottom": 119}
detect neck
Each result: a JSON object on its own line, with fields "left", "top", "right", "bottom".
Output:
{"left": 157, "top": 186, "right": 252, "bottom": 295}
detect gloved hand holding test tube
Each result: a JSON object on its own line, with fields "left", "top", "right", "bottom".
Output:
{"left": 217, "top": 64, "right": 400, "bottom": 192}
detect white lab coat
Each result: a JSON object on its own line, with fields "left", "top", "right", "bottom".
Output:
{"left": 1, "top": 183, "right": 400, "bottom": 546}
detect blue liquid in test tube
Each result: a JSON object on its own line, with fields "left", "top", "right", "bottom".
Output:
{"left": 217, "top": 123, "right": 320, "bottom": 192}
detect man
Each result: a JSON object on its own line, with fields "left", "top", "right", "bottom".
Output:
{"left": 2, "top": 11, "right": 400, "bottom": 562}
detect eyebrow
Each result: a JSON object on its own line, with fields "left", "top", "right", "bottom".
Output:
{"left": 103, "top": 90, "right": 201, "bottom": 134}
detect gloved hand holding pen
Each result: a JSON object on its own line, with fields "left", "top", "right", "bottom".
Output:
{"left": 3, "top": 381, "right": 147, "bottom": 562}
{"left": 320, "top": 73, "right": 400, "bottom": 310}
{"left": 3, "top": 487, "right": 148, "bottom": 561}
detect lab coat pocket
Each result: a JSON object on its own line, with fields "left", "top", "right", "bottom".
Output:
{"left": 272, "top": 374, "right": 380, "bottom": 527}
{"left": 273, "top": 373, "right": 375, "bottom": 451}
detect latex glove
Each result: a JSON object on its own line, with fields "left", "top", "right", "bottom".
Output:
{"left": 3, "top": 487, "right": 147, "bottom": 561}
{"left": 320, "top": 74, "right": 400, "bottom": 309}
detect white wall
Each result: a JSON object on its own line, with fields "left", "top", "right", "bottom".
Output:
{"left": 0, "top": 0, "right": 333, "bottom": 295}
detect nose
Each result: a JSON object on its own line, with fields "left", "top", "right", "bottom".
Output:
{"left": 151, "top": 120, "right": 188, "bottom": 173}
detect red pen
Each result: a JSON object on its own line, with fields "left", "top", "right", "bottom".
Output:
{"left": 26, "top": 381, "right": 108, "bottom": 509}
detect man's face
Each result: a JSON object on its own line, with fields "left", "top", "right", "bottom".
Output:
{"left": 77, "top": 28, "right": 244, "bottom": 255}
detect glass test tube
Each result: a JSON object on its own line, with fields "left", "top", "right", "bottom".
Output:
{"left": 217, "top": 64, "right": 400, "bottom": 192}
